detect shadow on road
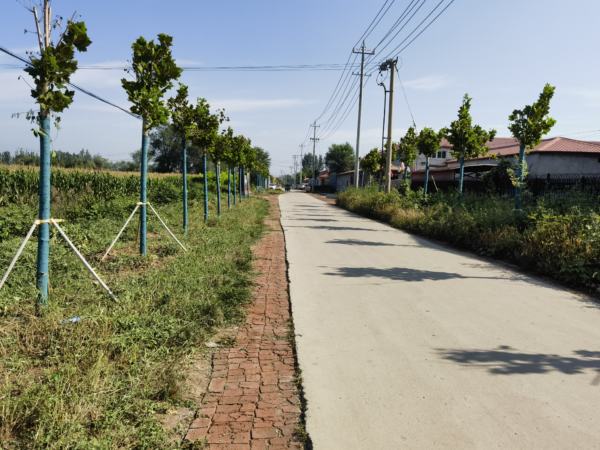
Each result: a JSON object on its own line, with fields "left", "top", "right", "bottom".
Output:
{"left": 285, "top": 225, "right": 388, "bottom": 232}
{"left": 326, "top": 239, "right": 398, "bottom": 247}
{"left": 436, "top": 346, "right": 600, "bottom": 384}
{"left": 291, "top": 218, "right": 338, "bottom": 222}
{"left": 322, "top": 266, "right": 502, "bottom": 282}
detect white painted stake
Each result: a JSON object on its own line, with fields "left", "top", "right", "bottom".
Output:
{"left": 0, "top": 222, "right": 38, "bottom": 291}
{"left": 147, "top": 203, "right": 187, "bottom": 252}
{"left": 50, "top": 220, "right": 118, "bottom": 302}
{"left": 101, "top": 204, "right": 140, "bottom": 261}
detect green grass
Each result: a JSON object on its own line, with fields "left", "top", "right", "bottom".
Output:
{"left": 0, "top": 183, "right": 271, "bottom": 448}
{"left": 337, "top": 187, "right": 600, "bottom": 292}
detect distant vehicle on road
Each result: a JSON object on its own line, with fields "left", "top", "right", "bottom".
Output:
{"left": 285, "top": 184, "right": 291, "bottom": 192}
{"left": 268, "top": 183, "right": 277, "bottom": 189}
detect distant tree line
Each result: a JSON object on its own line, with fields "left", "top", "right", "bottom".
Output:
{"left": 1, "top": 123, "right": 271, "bottom": 174}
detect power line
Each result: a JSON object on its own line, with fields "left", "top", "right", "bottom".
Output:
{"left": 0, "top": 63, "right": 368, "bottom": 72}
{"left": 368, "top": 0, "right": 455, "bottom": 73}
{"left": 0, "top": 45, "right": 141, "bottom": 120}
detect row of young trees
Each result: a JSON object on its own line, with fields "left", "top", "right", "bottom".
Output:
{"left": 360, "top": 85, "right": 557, "bottom": 208}
{"left": 15, "top": 1, "right": 271, "bottom": 304}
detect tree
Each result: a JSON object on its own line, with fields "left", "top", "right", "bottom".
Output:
{"left": 442, "top": 94, "right": 497, "bottom": 203}
{"left": 207, "top": 127, "right": 235, "bottom": 215}
{"left": 508, "top": 84, "right": 557, "bottom": 209}
{"left": 189, "top": 98, "right": 227, "bottom": 220}
{"left": 325, "top": 142, "right": 355, "bottom": 174}
{"left": 122, "top": 34, "right": 182, "bottom": 254}
{"left": 167, "top": 83, "right": 197, "bottom": 232}
{"left": 22, "top": 1, "right": 91, "bottom": 304}
{"left": 416, "top": 127, "right": 444, "bottom": 197}
{"left": 397, "top": 127, "right": 418, "bottom": 181}
{"left": 226, "top": 135, "right": 248, "bottom": 204}
{"left": 360, "top": 148, "right": 379, "bottom": 187}
{"left": 302, "top": 153, "right": 324, "bottom": 175}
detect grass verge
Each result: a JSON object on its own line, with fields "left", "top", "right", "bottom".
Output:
{"left": 0, "top": 192, "right": 270, "bottom": 448}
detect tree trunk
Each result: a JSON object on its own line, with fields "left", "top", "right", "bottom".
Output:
{"left": 36, "top": 108, "right": 51, "bottom": 307}
{"left": 139, "top": 118, "right": 149, "bottom": 254}
{"left": 182, "top": 138, "right": 187, "bottom": 234}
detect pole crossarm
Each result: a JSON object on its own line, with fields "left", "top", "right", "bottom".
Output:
{"left": 0, "top": 219, "right": 118, "bottom": 302}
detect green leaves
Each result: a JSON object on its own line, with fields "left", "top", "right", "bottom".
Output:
{"left": 361, "top": 148, "right": 380, "bottom": 176}
{"left": 416, "top": 127, "right": 443, "bottom": 159}
{"left": 397, "top": 126, "right": 418, "bottom": 165}
{"left": 24, "top": 20, "right": 91, "bottom": 118}
{"left": 121, "top": 34, "right": 183, "bottom": 129}
{"left": 188, "top": 98, "right": 227, "bottom": 152}
{"left": 442, "top": 94, "right": 497, "bottom": 159}
{"left": 508, "top": 84, "right": 557, "bottom": 150}
{"left": 167, "top": 83, "right": 196, "bottom": 139}
{"left": 325, "top": 143, "right": 355, "bottom": 174}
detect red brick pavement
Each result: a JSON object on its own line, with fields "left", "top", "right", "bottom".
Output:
{"left": 185, "top": 196, "right": 303, "bottom": 450}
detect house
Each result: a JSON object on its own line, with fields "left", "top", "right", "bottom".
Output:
{"left": 336, "top": 165, "right": 401, "bottom": 191}
{"left": 413, "top": 139, "right": 453, "bottom": 171}
{"left": 411, "top": 137, "right": 600, "bottom": 181}
{"left": 316, "top": 169, "right": 329, "bottom": 186}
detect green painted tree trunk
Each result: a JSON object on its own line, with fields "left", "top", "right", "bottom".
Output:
{"left": 182, "top": 138, "right": 188, "bottom": 234}
{"left": 516, "top": 144, "right": 526, "bottom": 210}
{"left": 228, "top": 166, "right": 232, "bottom": 209}
{"left": 423, "top": 156, "right": 430, "bottom": 197}
{"left": 36, "top": 113, "right": 51, "bottom": 307}
{"left": 233, "top": 167, "right": 237, "bottom": 205}
{"left": 140, "top": 120, "right": 149, "bottom": 255}
{"left": 203, "top": 153, "right": 208, "bottom": 221}
{"left": 458, "top": 155, "right": 465, "bottom": 204}
{"left": 216, "top": 163, "right": 222, "bottom": 216}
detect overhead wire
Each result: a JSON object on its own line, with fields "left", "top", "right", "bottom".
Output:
{"left": 0, "top": 45, "right": 141, "bottom": 120}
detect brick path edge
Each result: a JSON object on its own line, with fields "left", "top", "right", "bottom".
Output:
{"left": 184, "top": 196, "right": 310, "bottom": 450}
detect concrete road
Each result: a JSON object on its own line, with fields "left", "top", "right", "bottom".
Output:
{"left": 280, "top": 191, "right": 600, "bottom": 449}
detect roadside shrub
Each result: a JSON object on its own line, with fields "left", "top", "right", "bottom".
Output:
{"left": 337, "top": 187, "right": 600, "bottom": 291}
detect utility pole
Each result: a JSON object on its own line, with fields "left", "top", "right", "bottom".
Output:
{"left": 292, "top": 154, "right": 298, "bottom": 185}
{"left": 352, "top": 41, "right": 375, "bottom": 188}
{"left": 380, "top": 58, "right": 397, "bottom": 193}
{"left": 299, "top": 143, "right": 305, "bottom": 184}
{"left": 310, "top": 121, "right": 320, "bottom": 190}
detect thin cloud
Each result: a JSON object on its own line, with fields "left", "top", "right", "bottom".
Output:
{"left": 402, "top": 75, "right": 454, "bottom": 91}
{"left": 208, "top": 98, "right": 318, "bottom": 112}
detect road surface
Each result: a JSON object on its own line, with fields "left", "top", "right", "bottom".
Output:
{"left": 280, "top": 191, "right": 600, "bottom": 449}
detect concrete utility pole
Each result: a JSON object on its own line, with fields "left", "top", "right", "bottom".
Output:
{"left": 299, "top": 143, "right": 305, "bottom": 184}
{"left": 310, "top": 121, "right": 320, "bottom": 189}
{"left": 381, "top": 58, "right": 397, "bottom": 194}
{"left": 352, "top": 41, "right": 375, "bottom": 188}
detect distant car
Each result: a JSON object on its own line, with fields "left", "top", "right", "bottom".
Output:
{"left": 268, "top": 183, "right": 277, "bottom": 189}
{"left": 285, "top": 184, "right": 291, "bottom": 192}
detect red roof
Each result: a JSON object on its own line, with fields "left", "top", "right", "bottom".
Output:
{"left": 319, "top": 174, "right": 329, "bottom": 179}
{"left": 445, "top": 137, "right": 600, "bottom": 164}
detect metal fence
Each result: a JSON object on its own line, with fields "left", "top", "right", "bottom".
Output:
{"left": 410, "top": 174, "right": 600, "bottom": 198}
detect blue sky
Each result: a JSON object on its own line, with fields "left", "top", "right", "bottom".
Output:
{"left": 1, "top": 0, "right": 599, "bottom": 176}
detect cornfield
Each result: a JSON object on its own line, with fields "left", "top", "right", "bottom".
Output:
{"left": 0, "top": 167, "right": 184, "bottom": 206}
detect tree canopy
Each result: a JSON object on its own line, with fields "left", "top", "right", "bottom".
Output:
{"left": 361, "top": 148, "right": 380, "bottom": 176}
{"left": 509, "top": 84, "right": 556, "bottom": 149}
{"left": 443, "top": 94, "right": 497, "bottom": 160}
{"left": 416, "top": 127, "right": 443, "bottom": 159}
{"left": 397, "top": 127, "right": 418, "bottom": 168}
{"left": 121, "top": 34, "right": 182, "bottom": 129}
{"left": 325, "top": 142, "right": 355, "bottom": 174}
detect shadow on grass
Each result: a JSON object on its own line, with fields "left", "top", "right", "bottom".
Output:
{"left": 436, "top": 346, "right": 600, "bottom": 385}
